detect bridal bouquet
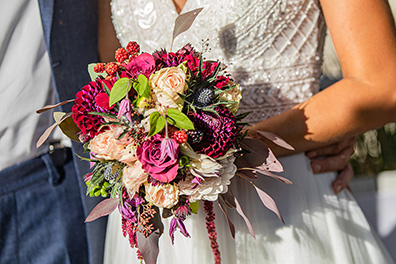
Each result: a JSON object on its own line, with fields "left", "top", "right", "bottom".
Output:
{"left": 37, "top": 8, "right": 293, "bottom": 264}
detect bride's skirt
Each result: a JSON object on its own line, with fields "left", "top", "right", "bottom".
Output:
{"left": 104, "top": 153, "right": 395, "bottom": 264}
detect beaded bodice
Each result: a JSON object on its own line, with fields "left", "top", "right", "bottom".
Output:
{"left": 111, "top": 0, "right": 326, "bottom": 123}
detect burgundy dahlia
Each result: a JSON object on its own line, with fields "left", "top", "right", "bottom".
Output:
{"left": 188, "top": 107, "right": 239, "bottom": 158}
{"left": 72, "top": 78, "right": 116, "bottom": 140}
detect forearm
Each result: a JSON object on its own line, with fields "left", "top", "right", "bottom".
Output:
{"left": 252, "top": 76, "right": 396, "bottom": 156}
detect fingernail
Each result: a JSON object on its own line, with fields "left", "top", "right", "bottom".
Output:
{"left": 313, "top": 163, "right": 321, "bottom": 174}
{"left": 306, "top": 151, "right": 317, "bottom": 158}
{"left": 334, "top": 183, "right": 343, "bottom": 194}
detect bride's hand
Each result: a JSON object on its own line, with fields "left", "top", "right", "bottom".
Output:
{"left": 305, "top": 136, "right": 357, "bottom": 194}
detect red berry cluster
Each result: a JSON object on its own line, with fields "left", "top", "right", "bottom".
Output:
{"left": 126, "top": 41, "right": 140, "bottom": 58}
{"left": 172, "top": 130, "right": 188, "bottom": 144}
{"left": 115, "top": 48, "right": 129, "bottom": 63}
{"left": 93, "top": 63, "right": 104, "bottom": 73}
{"left": 105, "top": 62, "right": 119, "bottom": 75}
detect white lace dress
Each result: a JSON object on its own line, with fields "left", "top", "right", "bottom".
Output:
{"left": 104, "top": 0, "right": 395, "bottom": 263}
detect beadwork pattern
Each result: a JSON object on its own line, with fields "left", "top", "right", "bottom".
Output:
{"left": 111, "top": 0, "right": 326, "bottom": 123}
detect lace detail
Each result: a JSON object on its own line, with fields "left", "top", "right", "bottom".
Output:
{"left": 111, "top": 0, "right": 326, "bottom": 123}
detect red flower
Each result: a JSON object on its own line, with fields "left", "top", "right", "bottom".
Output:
{"left": 72, "top": 78, "right": 115, "bottom": 140}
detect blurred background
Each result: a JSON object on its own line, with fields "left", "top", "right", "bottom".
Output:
{"left": 321, "top": 0, "right": 396, "bottom": 258}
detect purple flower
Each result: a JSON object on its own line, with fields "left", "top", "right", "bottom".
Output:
{"left": 124, "top": 53, "right": 155, "bottom": 79}
{"left": 117, "top": 98, "right": 132, "bottom": 123}
{"left": 118, "top": 196, "right": 144, "bottom": 223}
{"left": 169, "top": 217, "right": 190, "bottom": 244}
{"left": 137, "top": 135, "right": 179, "bottom": 183}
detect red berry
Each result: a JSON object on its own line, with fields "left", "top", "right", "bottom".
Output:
{"left": 105, "top": 63, "right": 119, "bottom": 75}
{"left": 126, "top": 41, "right": 140, "bottom": 55}
{"left": 115, "top": 48, "right": 129, "bottom": 63}
{"left": 105, "top": 75, "right": 115, "bottom": 81}
{"left": 172, "top": 130, "right": 188, "bottom": 144}
{"left": 94, "top": 63, "right": 104, "bottom": 73}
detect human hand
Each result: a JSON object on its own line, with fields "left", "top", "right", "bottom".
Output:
{"left": 305, "top": 136, "right": 357, "bottom": 194}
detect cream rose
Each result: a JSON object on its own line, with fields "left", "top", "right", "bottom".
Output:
{"left": 122, "top": 161, "right": 148, "bottom": 196}
{"left": 150, "top": 67, "right": 187, "bottom": 109}
{"left": 145, "top": 183, "right": 179, "bottom": 208}
{"left": 119, "top": 143, "right": 138, "bottom": 166}
{"left": 88, "top": 130, "right": 125, "bottom": 161}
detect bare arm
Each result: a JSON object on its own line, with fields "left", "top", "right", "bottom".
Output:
{"left": 98, "top": 0, "right": 121, "bottom": 61}
{"left": 253, "top": 0, "right": 396, "bottom": 157}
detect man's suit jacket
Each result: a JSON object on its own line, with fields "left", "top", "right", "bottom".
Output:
{"left": 38, "top": 1, "right": 107, "bottom": 263}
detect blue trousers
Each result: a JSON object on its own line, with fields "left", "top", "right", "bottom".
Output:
{"left": 0, "top": 151, "right": 89, "bottom": 264}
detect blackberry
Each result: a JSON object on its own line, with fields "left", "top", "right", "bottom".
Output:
{"left": 191, "top": 87, "right": 214, "bottom": 107}
{"left": 187, "top": 130, "right": 204, "bottom": 144}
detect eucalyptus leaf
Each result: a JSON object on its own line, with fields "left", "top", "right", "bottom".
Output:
{"left": 149, "top": 112, "right": 166, "bottom": 137}
{"left": 171, "top": 8, "right": 203, "bottom": 50}
{"left": 36, "top": 112, "right": 71, "bottom": 148}
{"left": 109, "top": 78, "right": 131, "bottom": 106}
{"left": 85, "top": 198, "right": 118, "bottom": 222}
{"left": 58, "top": 114, "right": 81, "bottom": 142}
{"left": 166, "top": 108, "right": 194, "bottom": 130}
{"left": 36, "top": 99, "right": 74, "bottom": 114}
{"left": 88, "top": 63, "right": 107, "bottom": 81}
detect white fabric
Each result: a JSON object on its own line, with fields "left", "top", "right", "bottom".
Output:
{"left": 0, "top": 0, "right": 54, "bottom": 169}
{"left": 105, "top": 0, "right": 395, "bottom": 263}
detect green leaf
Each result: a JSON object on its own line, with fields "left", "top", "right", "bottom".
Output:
{"left": 133, "top": 74, "right": 151, "bottom": 98}
{"left": 166, "top": 108, "right": 194, "bottom": 130}
{"left": 88, "top": 63, "right": 107, "bottom": 81}
{"left": 110, "top": 182, "right": 122, "bottom": 198}
{"left": 189, "top": 201, "right": 199, "bottom": 214}
{"left": 149, "top": 112, "right": 166, "bottom": 137}
{"left": 88, "top": 112, "right": 118, "bottom": 119}
{"left": 109, "top": 78, "right": 131, "bottom": 106}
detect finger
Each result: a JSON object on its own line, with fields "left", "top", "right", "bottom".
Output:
{"left": 306, "top": 136, "right": 357, "bottom": 159}
{"left": 332, "top": 163, "right": 354, "bottom": 194}
{"left": 310, "top": 146, "right": 354, "bottom": 174}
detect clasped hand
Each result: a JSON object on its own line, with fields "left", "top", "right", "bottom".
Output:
{"left": 305, "top": 136, "right": 357, "bottom": 194}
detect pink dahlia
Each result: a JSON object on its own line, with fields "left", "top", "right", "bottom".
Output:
{"left": 72, "top": 78, "right": 115, "bottom": 140}
{"left": 188, "top": 107, "right": 239, "bottom": 158}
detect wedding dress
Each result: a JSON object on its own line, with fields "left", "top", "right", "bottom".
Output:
{"left": 104, "top": 0, "right": 395, "bottom": 263}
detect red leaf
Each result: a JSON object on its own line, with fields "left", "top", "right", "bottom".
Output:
{"left": 136, "top": 208, "right": 163, "bottom": 264}
{"left": 218, "top": 199, "right": 235, "bottom": 238}
{"left": 254, "top": 169, "right": 293, "bottom": 185}
{"left": 254, "top": 186, "right": 284, "bottom": 224}
{"left": 263, "top": 147, "right": 284, "bottom": 172}
{"left": 254, "top": 130, "right": 294, "bottom": 150}
{"left": 36, "top": 99, "right": 75, "bottom": 114}
{"left": 85, "top": 198, "right": 118, "bottom": 223}
{"left": 234, "top": 197, "right": 255, "bottom": 239}
{"left": 36, "top": 113, "right": 71, "bottom": 148}
{"left": 172, "top": 8, "right": 203, "bottom": 49}
{"left": 136, "top": 230, "right": 161, "bottom": 264}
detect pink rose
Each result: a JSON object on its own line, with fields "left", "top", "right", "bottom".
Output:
{"left": 88, "top": 130, "right": 125, "bottom": 160}
{"left": 145, "top": 183, "right": 179, "bottom": 208}
{"left": 122, "top": 161, "right": 148, "bottom": 196}
{"left": 137, "top": 135, "right": 179, "bottom": 183}
{"left": 125, "top": 53, "right": 155, "bottom": 79}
